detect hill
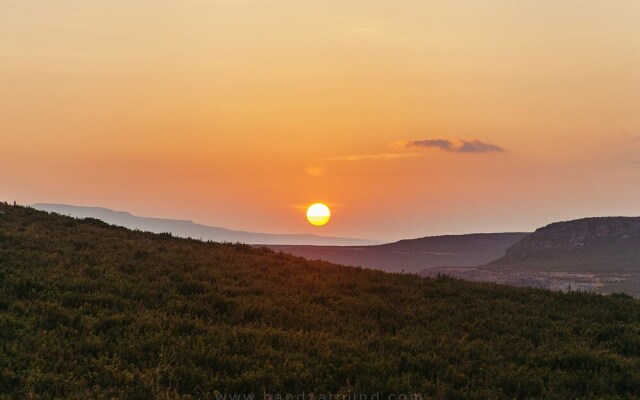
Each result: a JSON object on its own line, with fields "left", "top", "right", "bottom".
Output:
{"left": 491, "top": 217, "right": 640, "bottom": 272}
{"left": 421, "top": 217, "right": 640, "bottom": 296}
{"left": 1, "top": 203, "right": 640, "bottom": 398}
{"left": 32, "top": 203, "right": 380, "bottom": 246}
{"left": 264, "top": 233, "right": 529, "bottom": 274}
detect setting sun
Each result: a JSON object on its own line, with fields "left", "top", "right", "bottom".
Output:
{"left": 306, "top": 203, "right": 331, "bottom": 227}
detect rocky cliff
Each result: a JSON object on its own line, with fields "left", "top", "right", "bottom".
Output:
{"left": 490, "top": 217, "right": 640, "bottom": 271}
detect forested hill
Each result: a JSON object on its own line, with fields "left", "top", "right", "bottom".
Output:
{"left": 1, "top": 204, "right": 640, "bottom": 399}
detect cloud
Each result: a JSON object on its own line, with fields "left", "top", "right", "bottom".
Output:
{"left": 324, "top": 153, "right": 421, "bottom": 162}
{"left": 392, "top": 138, "right": 506, "bottom": 154}
{"left": 325, "top": 138, "right": 505, "bottom": 163}
{"left": 457, "top": 140, "right": 506, "bottom": 153}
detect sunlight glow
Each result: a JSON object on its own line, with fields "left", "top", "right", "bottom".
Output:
{"left": 306, "top": 203, "right": 331, "bottom": 226}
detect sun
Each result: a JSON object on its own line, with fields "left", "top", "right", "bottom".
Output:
{"left": 306, "top": 203, "right": 331, "bottom": 226}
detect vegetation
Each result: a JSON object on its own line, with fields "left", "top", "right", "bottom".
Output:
{"left": 492, "top": 217, "right": 640, "bottom": 273}
{"left": 1, "top": 204, "right": 640, "bottom": 399}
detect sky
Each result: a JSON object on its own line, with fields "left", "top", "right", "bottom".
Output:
{"left": 2, "top": 0, "right": 640, "bottom": 241}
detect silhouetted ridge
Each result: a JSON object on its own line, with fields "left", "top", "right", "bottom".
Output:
{"left": 265, "top": 232, "right": 529, "bottom": 273}
{"left": 32, "top": 203, "right": 380, "bottom": 246}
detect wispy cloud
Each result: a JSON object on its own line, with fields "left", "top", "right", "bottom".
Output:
{"left": 392, "top": 138, "right": 506, "bottom": 154}
{"left": 325, "top": 138, "right": 506, "bottom": 163}
{"left": 457, "top": 140, "right": 506, "bottom": 153}
{"left": 324, "top": 153, "right": 421, "bottom": 162}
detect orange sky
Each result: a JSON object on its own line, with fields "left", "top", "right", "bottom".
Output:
{"left": 2, "top": 0, "right": 640, "bottom": 240}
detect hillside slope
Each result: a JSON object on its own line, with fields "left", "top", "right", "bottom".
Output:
{"left": 420, "top": 217, "right": 640, "bottom": 297}
{"left": 1, "top": 204, "right": 640, "bottom": 398}
{"left": 265, "top": 233, "right": 529, "bottom": 274}
{"left": 491, "top": 217, "right": 640, "bottom": 272}
{"left": 32, "top": 203, "right": 380, "bottom": 246}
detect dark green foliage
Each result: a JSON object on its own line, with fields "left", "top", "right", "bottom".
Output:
{"left": 1, "top": 204, "right": 640, "bottom": 399}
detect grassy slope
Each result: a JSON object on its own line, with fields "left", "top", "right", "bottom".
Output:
{"left": 1, "top": 204, "right": 640, "bottom": 399}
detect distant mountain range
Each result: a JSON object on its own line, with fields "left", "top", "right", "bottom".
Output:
{"left": 32, "top": 204, "right": 381, "bottom": 246}
{"left": 264, "top": 232, "right": 529, "bottom": 274}
{"left": 421, "top": 217, "right": 640, "bottom": 296}
{"left": 32, "top": 203, "right": 640, "bottom": 296}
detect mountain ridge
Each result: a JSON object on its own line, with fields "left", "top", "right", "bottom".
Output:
{"left": 420, "top": 216, "right": 640, "bottom": 296}
{"left": 32, "top": 203, "right": 381, "bottom": 246}
{"left": 264, "top": 232, "right": 529, "bottom": 273}
{"left": 490, "top": 216, "right": 640, "bottom": 272}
